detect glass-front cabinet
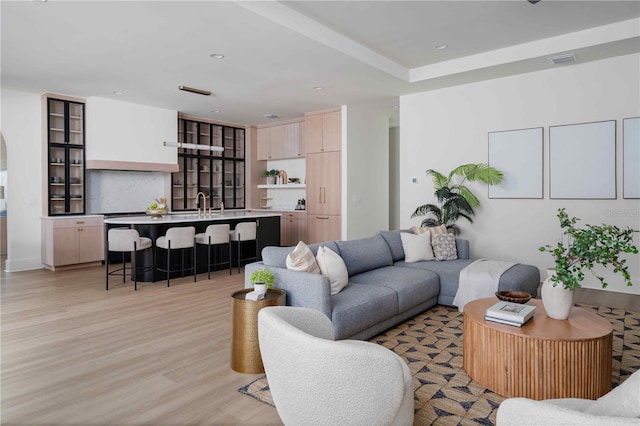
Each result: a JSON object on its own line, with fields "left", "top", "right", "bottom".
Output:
{"left": 47, "top": 98, "right": 85, "bottom": 216}
{"left": 172, "top": 118, "right": 245, "bottom": 211}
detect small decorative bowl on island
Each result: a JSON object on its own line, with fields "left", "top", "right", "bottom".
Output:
{"left": 145, "top": 208, "right": 167, "bottom": 219}
{"left": 495, "top": 291, "right": 532, "bottom": 304}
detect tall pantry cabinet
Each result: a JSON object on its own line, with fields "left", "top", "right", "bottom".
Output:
{"left": 305, "top": 108, "right": 341, "bottom": 243}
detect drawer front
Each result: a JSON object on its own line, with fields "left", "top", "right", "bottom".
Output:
{"left": 50, "top": 217, "right": 103, "bottom": 229}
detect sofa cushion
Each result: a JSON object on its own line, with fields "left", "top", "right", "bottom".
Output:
{"left": 331, "top": 283, "right": 398, "bottom": 340}
{"left": 335, "top": 234, "right": 393, "bottom": 276}
{"left": 395, "top": 259, "right": 475, "bottom": 302}
{"left": 377, "top": 230, "right": 408, "bottom": 262}
{"left": 316, "top": 246, "right": 349, "bottom": 295}
{"left": 262, "top": 241, "right": 339, "bottom": 269}
{"left": 286, "top": 241, "right": 320, "bottom": 273}
{"left": 400, "top": 231, "right": 435, "bottom": 262}
{"left": 432, "top": 233, "right": 458, "bottom": 260}
{"left": 349, "top": 266, "right": 440, "bottom": 312}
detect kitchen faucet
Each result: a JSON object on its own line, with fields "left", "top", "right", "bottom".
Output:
{"left": 197, "top": 191, "right": 207, "bottom": 216}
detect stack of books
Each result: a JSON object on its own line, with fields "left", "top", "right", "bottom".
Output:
{"left": 485, "top": 301, "right": 536, "bottom": 327}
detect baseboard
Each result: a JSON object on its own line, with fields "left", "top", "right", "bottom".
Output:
{"left": 572, "top": 287, "right": 640, "bottom": 311}
{"left": 5, "top": 257, "right": 44, "bottom": 272}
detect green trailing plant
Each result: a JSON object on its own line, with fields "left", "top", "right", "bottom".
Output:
{"left": 411, "top": 163, "right": 504, "bottom": 234}
{"left": 262, "top": 169, "right": 280, "bottom": 178}
{"left": 248, "top": 267, "right": 275, "bottom": 289}
{"left": 539, "top": 208, "right": 639, "bottom": 290}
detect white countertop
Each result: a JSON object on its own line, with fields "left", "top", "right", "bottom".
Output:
{"left": 43, "top": 215, "right": 105, "bottom": 220}
{"left": 103, "top": 211, "right": 281, "bottom": 225}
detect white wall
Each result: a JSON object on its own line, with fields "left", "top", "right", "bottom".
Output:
{"left": 0, "top": 89, "right": 44, "bottom": 271}
{"left": 400, "top": 54, "right": 640, "bottom": 294}
{"left": 344, "top": 103, "right": 390, "bottom": 239}
{"left": 389, "top": 126, "right": 400, "bottom": 230}
{"left": 85, "top": 97, "right": 177, "bottom": 166}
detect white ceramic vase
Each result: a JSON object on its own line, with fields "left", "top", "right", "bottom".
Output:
{"left": 254, "top": 283, "right": 267, "bottom": 294}
{"left": 541, "top": 269, "right": 574, "bottom": 320}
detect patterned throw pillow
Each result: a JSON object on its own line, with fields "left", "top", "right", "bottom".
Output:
{"left": 432, "top": 233, "right": 458, "bottom": 261}
{"left": 286, "top": 241, "right": 320, "bottom": 273}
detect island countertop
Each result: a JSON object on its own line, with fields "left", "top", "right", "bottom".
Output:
{"left": 103, "top": 211, "right": 281, "bottom": 225}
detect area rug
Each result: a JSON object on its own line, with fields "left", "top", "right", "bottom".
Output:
{"left": 239, "top": 304, "right": 640, "bottom": 425}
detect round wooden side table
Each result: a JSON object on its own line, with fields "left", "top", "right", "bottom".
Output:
{"left": 463, "top": 297, "right": 613, "bottom": 400}
{"left": 230, "top": 288, "right": 286, "bottom": 373}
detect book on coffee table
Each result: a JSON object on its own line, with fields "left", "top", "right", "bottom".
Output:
{"left": 485, "top": 301, "right": 536, "bottom": 325}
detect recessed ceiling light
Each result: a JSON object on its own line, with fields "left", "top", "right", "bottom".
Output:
{"left": 112, "top": 91, "right": 124, "bottom": 95}
{"left": 211, "top": 110, "right": 220, "bottom": 114}
{"left": 434, "top": 44, "right": 448, "bottom": 50}
{"left": 209, "top": 53, "right": 225, "bottom": 59}
{"left": 313, "top": 86, "right": 324, "bottom": 90}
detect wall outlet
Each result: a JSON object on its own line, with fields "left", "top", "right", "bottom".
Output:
{"left": 411, "top": 177, "right": 418, "bottom": 183}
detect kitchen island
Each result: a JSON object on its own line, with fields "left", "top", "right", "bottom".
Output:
{"left": 104, "top": 211, "right": 281, "bottom": 282}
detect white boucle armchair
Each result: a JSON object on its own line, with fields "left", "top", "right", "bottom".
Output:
{"left": 257, "top": 306, "right": 414, "bottom": 426}
{"left": 496, "top": 368, "right": 640, "bottom": 425}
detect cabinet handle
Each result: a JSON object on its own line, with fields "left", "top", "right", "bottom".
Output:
{"left": 76, "top": 221, "right": 85, "bottom": 224}
{"left": 316, "top": 216, "right": 329, "bottom": 220}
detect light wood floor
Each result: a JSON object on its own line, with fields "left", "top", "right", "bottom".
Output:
{"left": 1, "top": 264, "right": 283, "bottom": 425}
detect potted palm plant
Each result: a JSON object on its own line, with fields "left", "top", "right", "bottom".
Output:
{"left": 411, "top": 163, "right": 503, "bottom": 234}
{"left": 539, "top": 208, "right": 638, "bottom": 319}
{"left": 248, "top": 267, "right": 275, "bottom": 294}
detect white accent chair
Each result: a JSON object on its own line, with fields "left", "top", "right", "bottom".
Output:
{"left": 257, "top": 306, "right": 414, "bottom": 426}
{"left": 229, "top": 222, "right": 257, "bottom": 273}
{"left": 195, "top": 224, "right": 231, "bottom": 279}
{"left": 155, "top": 226, "right": 196, "bottom": 287}
{"left": 496, "top": 368, "right": 640, "bottom": 425}
{"left": 106, "top": 228, "right": 152, "bottom": 291}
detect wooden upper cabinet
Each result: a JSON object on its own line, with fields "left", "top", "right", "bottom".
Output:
{"left": 305, "top": 114, "right": 324, "bottom": 154}
{"left": 305, "top": 109, "right": 341, "bottom": 153}
{"left": 257, "top": 121, "right": 303, "bottom": 160}
{"left": 284, "top": 122, "right": 305, "bottom": 158}
{"left": 306, "top": 151, "right": 340, "bottom": 216}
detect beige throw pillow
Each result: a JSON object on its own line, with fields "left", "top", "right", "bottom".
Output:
{"left": 400, "top": 231, "right": 435, "bottom": 263}
{"left": 432, "top": 233, "right": 458, "bottom": 260}
{"left": 286, "top": 241, "right": 320, "bottom": 274}
{"left": 316, "top": 246, "right": 349, "bottom": 295}
{"left": 428, "top": 225, "right": 447, "bottom": 238}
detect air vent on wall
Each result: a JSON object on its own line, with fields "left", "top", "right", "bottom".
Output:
{"left": 548, "top": 53, "right": 576, "bottom": 65}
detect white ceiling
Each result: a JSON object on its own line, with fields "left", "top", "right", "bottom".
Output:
{"left": 2, "top": 0, "right": 639, "bottom": 126}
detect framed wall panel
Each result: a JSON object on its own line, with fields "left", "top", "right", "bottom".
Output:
{"left": 549, "top": 120, "right": 616, "bottom": 199}
{"left": 488, "top": 127, "right": 543, "bottom": 199}
{"left": 623, "top": 117, "right": 640, "bottom": 199}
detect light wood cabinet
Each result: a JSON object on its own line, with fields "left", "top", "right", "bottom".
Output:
{"left": 280, "top": 211, "right": 307, "bottom": 246}
{"left": 305, "top": 109, "right": 341, "bottom": 154}
{"left": 257, "top": 121, "right": 304, "bottom": 160}
{"left": 284, "top": 122, "right": 305, "bottom": 158}
{"left": 306, "top": 151, "right": 340, "bottom": 216}
{"left": 307, "top": 214, "right": 341, "bottom": 245}
{"left": 42, "top": 216, "right": 104, "bottom": 270}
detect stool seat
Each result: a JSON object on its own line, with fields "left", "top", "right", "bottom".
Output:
{"left": 155, "top": 226, "right": 196, "bottom": 287}
{"left": 229, "top": 222, "right": 258, "bottom": 272}
{"left": 195, "top": 224, "right": 232, "bottom": 279}
{"left": 106, "top": 228, "right": 153, "bottom": 291}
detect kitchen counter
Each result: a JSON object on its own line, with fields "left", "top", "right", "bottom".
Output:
{"left": 104, "top": 211, "right": 281, "bottom": 225}
{"left": 104, "top": 211, "right": 281, "bottom": 282}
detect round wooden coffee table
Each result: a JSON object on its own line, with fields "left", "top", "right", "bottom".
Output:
{"left": 463, "top": 297, "right": 613, "bottom": 400}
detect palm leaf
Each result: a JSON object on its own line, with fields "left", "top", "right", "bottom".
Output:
{"left": 411, "top": 204, "right": 442, "bottom": 221}
{"left": 455, "top": 185, "right": 480, "bottom": 208}
{"left": 465, "top": 163, "right": 504, "bottom": 185}
{"left": 426, "top": 169, "right": 448, "bottom": 190}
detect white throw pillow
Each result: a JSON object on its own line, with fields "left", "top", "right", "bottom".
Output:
{"left": 585, "top": 369, "right": 640, "bottom": 418}
{"left": 286, "top": 241, "right": 320, "bottom": 274}
{"left": 400, "top": 231, "right": 435, "bottom": 263}
{"left": 316, "top": 246, "right": 349, "bottom": 295}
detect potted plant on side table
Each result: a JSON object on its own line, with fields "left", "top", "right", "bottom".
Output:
{"left": 539, "top": 208, "right": 638, "bottom": 319}
{"left": 248, "top": 267, "right": 275, "bottom": 294}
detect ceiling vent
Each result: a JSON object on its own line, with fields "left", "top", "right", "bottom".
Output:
{"left": 178, "top": 85, "right": 211, "bottom": 96}
{"left": 264, "top": 114, "right": 279, "bottom": 119}
{"left": 548, "top": 53, "right": 576, "bottom": 65}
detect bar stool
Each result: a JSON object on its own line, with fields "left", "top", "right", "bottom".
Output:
{"left": 229, "top": 222, "right": 257, "bottom": 273}
{"left": 155, "top": 226, "right": 196, "bottom": 287}
{"left": 195, "top": 224, "right": 232, "bottom": 279}
{"left": 105, "top": 228, "right": 153, "bottom": 291}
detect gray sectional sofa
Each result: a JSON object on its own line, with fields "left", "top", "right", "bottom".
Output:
{"left": 244, "top": 230, "right": 540, "bottom": 340}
